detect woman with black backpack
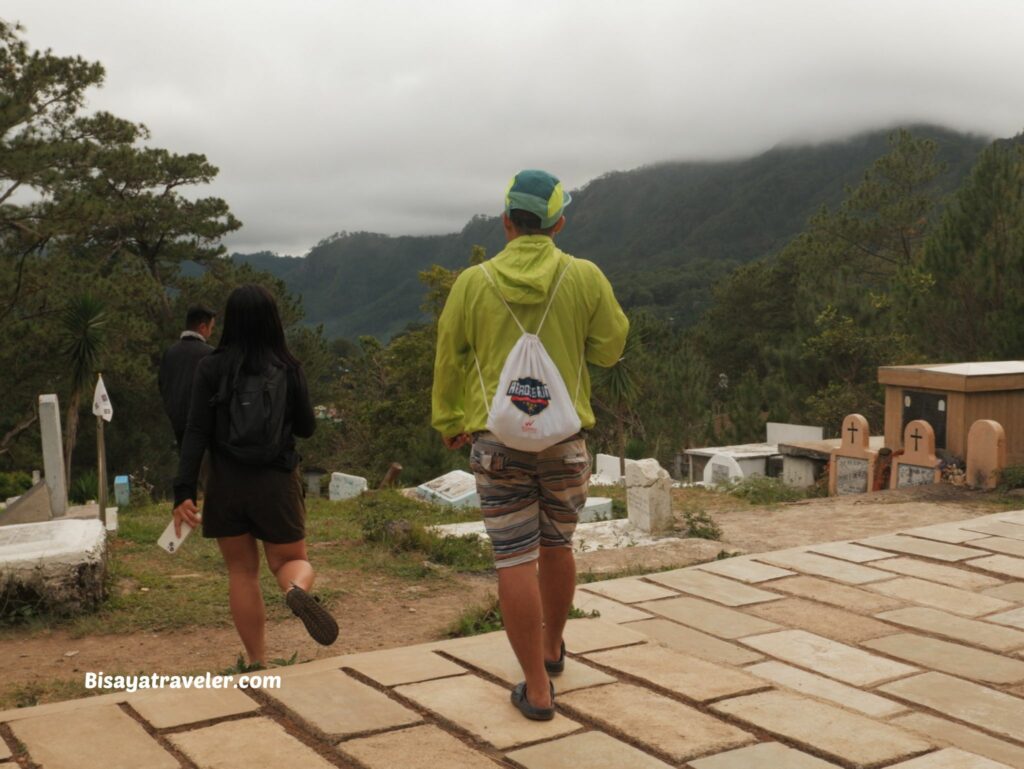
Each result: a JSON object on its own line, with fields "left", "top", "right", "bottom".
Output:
{"left": 172, "top": 284, "right": 338, "bottom": 665}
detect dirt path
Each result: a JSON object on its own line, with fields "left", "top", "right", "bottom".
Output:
{"left": 0, "top": 485, "right": 1013, "bottom": 706}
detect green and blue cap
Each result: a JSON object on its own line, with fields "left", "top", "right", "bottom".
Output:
{"left": 504, "top": 169, "right": 571, "bottom": 228}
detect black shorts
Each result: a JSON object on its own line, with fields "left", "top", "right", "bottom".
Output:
{"left": 201, "top": 452, "right": 306, "bottom": 544}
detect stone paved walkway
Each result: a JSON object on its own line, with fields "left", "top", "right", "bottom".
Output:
{"left": 4, "top": 511, "right": 1024, "bottom": 768}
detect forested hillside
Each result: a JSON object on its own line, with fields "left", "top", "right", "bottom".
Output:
{"left": 237, "top": 126, "right": 987, "bottom": 339}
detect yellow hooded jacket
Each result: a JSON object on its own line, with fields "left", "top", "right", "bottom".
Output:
{"left": 431, "top": 235, "right": 629, "bottom": 439}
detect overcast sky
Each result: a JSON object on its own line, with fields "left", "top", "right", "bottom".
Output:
{"left": 7, "top": 1, "right": 1024, "bottom": 254}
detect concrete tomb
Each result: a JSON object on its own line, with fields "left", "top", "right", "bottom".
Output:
{"left": 591, "top": 453, "right": 639, "bottom": 485}
{"left": 966, "top": 419, "right": 1006, "bottom": 490}
{"left": 626, "top": 459, "right": 672, "bottom": 534}
{"left": 579, "top": 497, "right": 614, "bottom": 523}
{"left": 39, "top": 394, "right": 68, "bottom": 517}
{"left": 0, "top": 519, "right": 107, "bottom": 614}
{"left": 418, "top": 470, "right": 479, "bottom": 508}
{"left": 829, "top": 414, "right": 879, "bottom": 496}
{"left": 703, "top": 454, "right": 746, "bottom": 486}
{"left": 329, "top": 472, "right": 369, "bottom": 502}
{"left": 891, "top": 419, "right": 940, "bottom": 489}
{"left": 0, "top": 482, "right": 51, "bottom": 526}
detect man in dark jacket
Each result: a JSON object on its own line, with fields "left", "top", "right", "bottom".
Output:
{"left": 159, "top": 305, "right": 216, "bottom": 448}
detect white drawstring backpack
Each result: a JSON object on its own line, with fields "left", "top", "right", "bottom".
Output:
{"left": 473, "top": 261, "right": 583, "bottom": 452}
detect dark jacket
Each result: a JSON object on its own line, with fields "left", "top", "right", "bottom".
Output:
{"left": 173, "top": 349, "right": 316, "bottom": 506}
{"left": 159, "top": 335, "right": 214, "bottom": 445}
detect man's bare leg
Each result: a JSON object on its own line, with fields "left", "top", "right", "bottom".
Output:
{"left": 539, "top": 546, "right": 576, "bottom": 663}
{"left": 498, "top": 559, "right": 551, "bottom": 708}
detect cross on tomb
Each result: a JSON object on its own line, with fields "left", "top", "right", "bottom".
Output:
{"left": 910, "top": 428, "right": 923, "bottom": 452}
{"left": 847, "top": 423, "right": 859, "bottom": 444}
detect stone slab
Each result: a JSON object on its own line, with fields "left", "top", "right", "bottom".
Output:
{"left": 754, "top": 550, "right": 891, "bottom": 584}
{"left": 0, "top": 744, "right": 8, "bottom": 761}
{"left": 745, "top": 597, "right": 897, "bottom": 643}
{"left": 902, "top": 523, "right": 991, "bottom": 544}
{"left": 858, "top": 534, "right": 989, "bottom": 562}
{"left": 169, "top": 716, "right": 336, "bottom": 769}
{"left": 418, "top": 469, "right": 479, "bottom": 508}
{"left": 868, "top": 577, "right": 1013, "bottom": 617}
{"left": 972, "top": 537, "right": 1024, "bottom": 558}
{"left": 338, "top": 724, "right": 501, "bottom": 769}
{"left": 887, "top": 749, "right": 1013, "bottom": 768}
{"left": 623, "top": 618, "right": 764, "bottom": 666}
{"left": 984, "top": 582, "right": 1024, "bottom": 602}
{"left": 395, "top": 675, "right": 579, "bottom": 749}
{"left": 998, "top": 510, "right": 1024, "bottom": 524}
{"left": 579, "top": 577, "right": 678, "bottom": 603}
{"left": 748, "top": 661, "right": 907, "bottom": 717}
{"left": 264, "top": 668, "right": 420, "bottom": 740}
{"left": 969, "top": 555, "right": 1024, "bottom": 579}
{"left": 635, "top": 596, "right": 781, "bottom": 639}
{"left": 129, "top": 687, "right": 259, "bottom": 729}
{"left": 741, "top": 629, "right": 918, "bottom": 686}
{"left": 880, "top": 672, "right": 1024, "bottom": 742}
{"left": 585, "top": 644, "right": 766, "bottom": 701}
{"left": 507, "top": 731, "right": 673, "bottom": 769}
{"left": 560, "top": 617, "right": 649, "bottom": 652}
{"left": 443, "top": 632, "right": 615, "bottom": 692}
{"left": 10, "top": 704, "right": 177, "bottom": 769}
{"left": 961, "top": 520, "right": 1024, "bottom": 541}
{"left": 572, "top": 589, "right": 653, "bottom": 623}
{"left": 865, "top": 633, "right": 1024, "bottom": 684}
{"left": 876, "top": 607, "right": 1024, "bottom": 652}
{"left": 806, "top": 541, "right": 893, "bottom": 562}
{"left": 688, "top": 741, "right": 843, "bottom": 769}
{"left": 645, "top": 568, "right": 781, "bottom": 606}
{"left": 579, "top": 496, "right": 613, "bottom": 523}
{"left": 560, "top": 682, "right": 754, "bottom": 762}
{"left": 764, "top": 575, "right": 905, "bottom": 613}
{"left": 343, "top": 645, "right": 467, "bottom": 686}
{"left": 872, "top": 557, "right": 1004, "bottom": 590}
{"left": 329, "top": 471, "right": 368, "bottom": 501}
{"left": 987, "top": 607, "right": 1024, "bottom": 630}
{"left": 711, "top": 690, "right": 931, "bottom": 767}
{"left": 894, "top": 712, "right": 1024, "bottom": 769}
{"left": 695, "top": 557, "right": 796, "bottom": 583}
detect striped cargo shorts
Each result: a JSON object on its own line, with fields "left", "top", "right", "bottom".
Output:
{"left": 468, "top": 431, "right": 591, "bottom": 569}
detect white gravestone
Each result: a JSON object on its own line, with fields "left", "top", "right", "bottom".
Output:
{"left": 418, "top": 470, "right": 480, "bottom": 508}
{"left": 703, "top": 454, "right": 745, "bottom": 486}
{"left": 329, "top": 472, "right": 368, "bottom": 501}
{"left": 591, "top": 453, "right": 639, "bottom": 485}
{"left": 38, "top": 394, "right": 67, "bottom": 517}
{"left": 579, "top": 497, "right": 613, "bottom": 523}
{"left": 766, "top": 422, "right": 824, "bottom": 444}
{"left": 625, "top": 459, "right": 672, "bottom": 534}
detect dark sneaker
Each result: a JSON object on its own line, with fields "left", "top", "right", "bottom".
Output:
{"left": 544, "top": 640, "right": 566, "bottom": 676}
{"left": 286, "top": 586, "right": 338, "bottom": 645}
{"left": 511, "top": 681, "right": 555, "bottom": 721}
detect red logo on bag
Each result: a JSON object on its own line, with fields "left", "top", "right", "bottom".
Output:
{"left": 522, "top": 420, "right": 537, "bottom": 433}
{"left": 507, "top": 377, "right": 551, "bottom": 415}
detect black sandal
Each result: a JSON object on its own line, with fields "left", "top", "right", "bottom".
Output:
{"left": 286, "top": 585, "right": 339, "bottom": 645}
{"left": 511, "top": 681, "right": 555, "bottom": 721}
{"left": 544, "top": 640, "right": 566, "bottom": 676}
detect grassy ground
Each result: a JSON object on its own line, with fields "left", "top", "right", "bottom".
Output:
{"left": 0, "top": 491, "right": 489, "bottom": 639}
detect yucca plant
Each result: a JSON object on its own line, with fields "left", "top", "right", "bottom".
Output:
{"left": 591, "top": 322, "right": 642, "bottom": 477}
{"left": 59, "top": 294, "right": 108, "bottom": 491}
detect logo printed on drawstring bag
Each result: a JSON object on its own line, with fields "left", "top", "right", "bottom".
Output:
{"left": 473, "top": 261, "right": 583, "bottom": 452}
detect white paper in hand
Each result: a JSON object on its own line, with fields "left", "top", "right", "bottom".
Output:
{"left": 158, "top": 519, "right": 194, "bottom": 554}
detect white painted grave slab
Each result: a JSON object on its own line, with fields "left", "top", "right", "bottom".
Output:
{"left": 417, "top": 470, "right": 479, "bottom": 508}
{"left": 591, "top": 454, "right": 638, "bottom": 485}
{"left": 0, "top": 519, "right": 107, "bottom": 612}
{"left": 766, "top": 423, "right": 824, "bottom": 444}
{"left": 703, "top": 454, "right": 745, "bottom": 486}
{"left": 579, "top": 497, "right": 613, "bottom": 523}
{"left": 329, "top": 472, "right": 368, "bottom": 502}
{"left": 38, "top": 394, "right": 67, "bottom": 516}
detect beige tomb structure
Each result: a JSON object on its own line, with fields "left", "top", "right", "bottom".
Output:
{"left": 966, "top": 418, "right": 1006, "bottom": 490}
{"left": 890, "top": 419, "right": 940, "bottom": 489}
{"left": 878, "top": 361, "right": 1024, "bottom": 463}
{"left": 828, "top": 414, "right": 879, "bottom": 496}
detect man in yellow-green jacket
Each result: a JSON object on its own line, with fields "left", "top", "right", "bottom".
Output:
{"left": 432, "top": 169, "right": 628, "bottom": 721}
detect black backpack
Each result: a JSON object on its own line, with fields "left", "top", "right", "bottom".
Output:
{"left": 213, "top": 358, "right": 290, "bottom": 465}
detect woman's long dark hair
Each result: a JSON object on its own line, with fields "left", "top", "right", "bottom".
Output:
{"left": 217, "top": 284, "right": 300, "bottom": 372}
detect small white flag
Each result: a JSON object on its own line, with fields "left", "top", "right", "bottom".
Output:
{"left": 92, "top": 374, "right": 113, "bottom": 422}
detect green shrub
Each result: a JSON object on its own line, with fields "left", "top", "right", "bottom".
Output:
{"left": 683, "top": 509, "right": 722, "bottom": 539}
{"left": 726, "top": 475, "right": 806, "bottom": 505}
{"left": 447, "top": 595, "right": 598, "bottom": 638}
{"left": 998, "top": 466, "right": 1024, "bottom": 492}
{"left": 0, "top": 471, "right": 32, "bottom": 499}
{"left": 69, "top": 470, "right": 98, "bottom": 504}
